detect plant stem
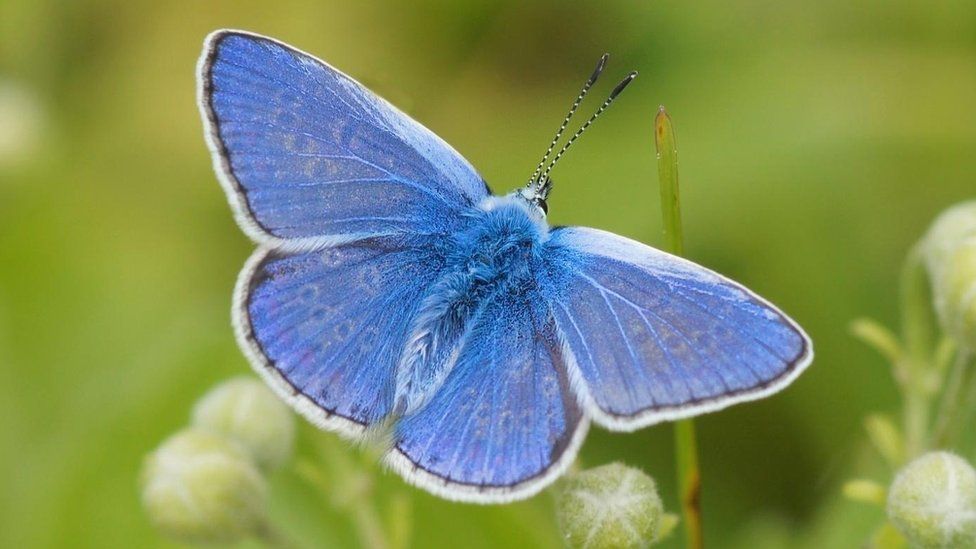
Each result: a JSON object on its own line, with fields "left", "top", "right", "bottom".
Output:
{"left": 350, "top": 494, "right": 390, "bottom": 549}
{"left": 898, "top": 245, "right": 935, "bottom": 458}
{"left": 673, "top": 421, "right": 702, "bottom": 548}
{"left": 932, "top": 348, "right": 965, "bottom": 447}
{"left": 957, "top": 361, "right": 976, "bottom": 454}
{"left": 656, "top": 108, "right": 684, "bottom": 256}
{"left": 656, "top": 106, "right": 703, "bottom": 549}
{"left": 933, "top": 349, "right": 973, "bottom": 448}
{"left": 295, "top": 434, "right": 393, "bottom": 549}
{"left": 386, "top": 492, "right": 413, "bottom": 549}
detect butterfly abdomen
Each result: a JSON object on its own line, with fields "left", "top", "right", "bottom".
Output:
{"left": 393, "top": 195, "right": 550, "bottom": 415}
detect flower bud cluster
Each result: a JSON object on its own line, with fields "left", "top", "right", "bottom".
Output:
{"left": 140, "top": 377, "right": 295, "bottom": 544}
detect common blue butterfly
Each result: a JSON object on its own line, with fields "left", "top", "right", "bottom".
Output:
{"left": 197, "top": 30, "right": 812, "bottom": 503}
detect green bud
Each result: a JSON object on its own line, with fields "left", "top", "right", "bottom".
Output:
{"left": 140, "top": 428, "right": 269, "bottom": 544}
{"left": 887, "top": 451, "right": 976, "bottom": 548}
{"left": 192, "top": 377, "right": 295, "bottom": 472}
{"left": 556, "top": 463, "right": 664, "bottom": 549}
{"left": 843, "top": 479, "right": 887, "bottom": 506}
{"left": 850, "top": 318, "right": 903, "bottom": 365}
{"left": 864, "top": 413, "right": 906, "bottom": 468}
{"left": 923, "top": 201, "right": 976, "bottom": 348}
{"left": 656, "top": 513, "right": 680, "bottom": 542}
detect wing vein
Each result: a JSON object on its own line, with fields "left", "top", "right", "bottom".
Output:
{"left": 572, "top": 272, "right": 694, "bottom": 402}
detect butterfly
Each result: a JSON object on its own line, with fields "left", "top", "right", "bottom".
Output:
{"left": 197, "top": 29, "right": 813, "bottom": 504}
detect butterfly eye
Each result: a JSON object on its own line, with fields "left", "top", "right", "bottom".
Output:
{"left": 538, "top": 200, "right": 549, "bottom": 216}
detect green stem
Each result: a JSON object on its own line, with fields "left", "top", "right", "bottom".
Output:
{"left": 898, "top": 245, "right": 935, "bottom": 458}
{"left": 674, "top": 420, "right": 702, "bottom": 548}
{"left": 350, "top": 495, "right": 391, "bottom": 549}
{"left": 386, "top": 492, "right": 413, "bottom": 549}
{"left": 295, "top": 435, "right": 393, "bottom": 549}
{"left": 656, "top": 106, "right": 703, "bottom": 549}
{"left": 958, "top": 362, "right": 976, "bottom": 455}
{"left": 933, "top": 349, "right": 974, "bottom": 448}
{"left": 656, "top": 107, "right": 684, "bottom": 256}
{"left": 932, "top": 348, "right": 967, "bottom": 447}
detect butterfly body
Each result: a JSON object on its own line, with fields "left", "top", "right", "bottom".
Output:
{"left": 394, "top": 194, "right": 548, "bottom": 415}
{"left": 199, "top": 29, "right": 813, "bottom": 503}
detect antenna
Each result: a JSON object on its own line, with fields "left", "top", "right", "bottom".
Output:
{"left": 538, "top": 71, "right": 637, "bottom": 183}
{"left": 526, "top": 54, "right": 609, "bottom": 188}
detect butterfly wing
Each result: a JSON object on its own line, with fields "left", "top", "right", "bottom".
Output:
{"left": 388, "top": 291, "right": 588, "bottom": 503}
{"left": 198, "top": 30, "right": 489, "bottom": 249}
{"left": 540, "top": 226, "right": 813, "bottom": 431}
{"left": 201, "top": 30, "right": 493, "bottom": 436}
{"left": 236, "top": 236, "right": 447, "bottom": 436}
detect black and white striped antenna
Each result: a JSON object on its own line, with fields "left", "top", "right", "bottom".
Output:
{"left": 526, "top": 53, "right": 608, "bottom": 189}
{"left": 525, "top": 54, "right": 637, "bottom": 197}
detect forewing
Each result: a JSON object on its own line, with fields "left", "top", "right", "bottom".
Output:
{"left": 236, "top": 236, "right": 445, "bottom": 436}
{"left": 388, "top": 292, "right": 587, "bottom": 503}
{"left": 541, "top": 227, "right": 812, "bottom": 431}
{"left": 198, "top": 30, "right": 489, "bottom": 247}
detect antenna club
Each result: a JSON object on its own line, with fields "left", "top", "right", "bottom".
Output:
{"left": 610, "top": 71, "right": 638, "bottom": 99}
{"left": 589, "top": 53, "right": 611, "bottom": 83}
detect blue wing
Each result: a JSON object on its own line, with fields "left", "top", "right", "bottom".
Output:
{"left": 388, "top": 292, "right": 588, "bottom": 503}
{"left": 235, "top": 236, "right": 445, "bottom": 436}
{"left": 541, "top": 227, "right": 812, "bottom": 431}
{"left": 198, "top": 30, "right": 489, "bottom": 247}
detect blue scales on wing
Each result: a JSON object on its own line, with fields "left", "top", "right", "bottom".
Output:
{"left": 240, "top": 236, "right": 446, "bottom": 432}
{"left": 200, "top": 31, "right": 488, "bottom": 243}
{"left": 391, "top": 290, "right": 586, "bottom": 499}
{"left": 541, "top": 226, "right": 811, "bottom": 430}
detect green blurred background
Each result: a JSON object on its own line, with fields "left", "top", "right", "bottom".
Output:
{"left": 1, "top": 1, "right": 974, "bottom": 547}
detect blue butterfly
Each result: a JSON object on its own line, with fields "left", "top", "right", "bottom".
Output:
{"left": 197, "top": 30, "right": 813, "bottom": 503}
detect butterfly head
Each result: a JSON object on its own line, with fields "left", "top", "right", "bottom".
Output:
{"left": 522, "top": 53, "right": 636, "bottom": 218}
{"left": 515, "top": 176, "right": 553, "bottom": 217}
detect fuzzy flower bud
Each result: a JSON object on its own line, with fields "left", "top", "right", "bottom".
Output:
{"left": 192, "top": 377, "right": 295, "bottom": 472}
{"left": 140, "top": 428, "right": 269, "bottom": 544}
{"left": 556, "top": 463, "right": 664, "bottom": 549}
{"left": 887, "top": 451, "right": 976, "bottom": 548}
{"left": 923, "top": 201, "right": 976, "bottom": 348}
